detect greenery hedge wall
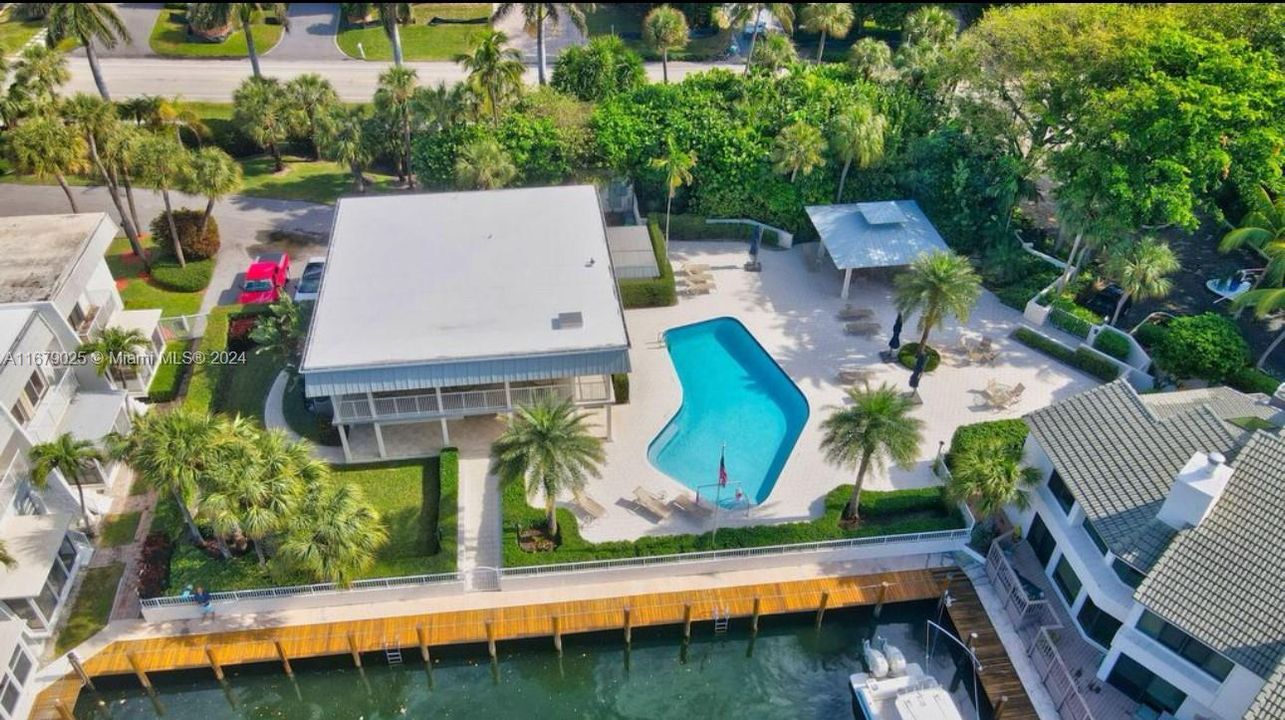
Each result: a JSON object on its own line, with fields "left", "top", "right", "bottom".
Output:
{"left": 665, "top": 214, "right": 781, "bottom": 245}
{"left": 1012, "top": 326, "right": 1121, "bottom": 382}
{"left": 431, "top": 448, "right": 459, "bottom": 556}
{"left": 1048, "top": 301, "right": 1095, "bottom": 339}
{"left": 150, "top": 257, "right": 215, "bottom": 293}
{"left": 617, "top": 219, "right": 677, "bottom": 309}
{"left": 1227, "top": 366, "right": 1283, "bottom": 396}
{"left": 1093, "top": 328, "right": 1132, "bottom": 361}
{"left": 611, "top": 372, "right": 629, "bottom": 404}
{"left": 945, "top": 419, "right": 1029, "bottom": 470}
{"left": 183, "top": 304, "right": 269, "bottom": 414}
{"left": 147, "top": 339, "right": 190, "bottom": 403}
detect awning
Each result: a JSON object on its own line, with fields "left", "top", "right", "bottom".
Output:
{"left": 805, "top": 200, "right": 949, "bottom": 270}
{"left": 0, "top": 514, "right": 73, "bottom": 600}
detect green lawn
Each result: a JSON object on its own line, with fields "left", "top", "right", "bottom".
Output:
{"left": 336, "top": 4, "right": 490, "bottom": 61}
{"left": 55, "top": 564, "right": 124, "bottom": 655}
{"left": 150, "top": 7, "right": 284, "bottom": 58}
{"left": 210, "top": 347, "right": 281, "bottom": 420}
{"left": 0, "top": 9, "right": 43, "bottom": 55}
{"left": 99, "top": 512, "right": 143, "bottom": 548}
{"left": 584, "top": 5, "right": 732, "bottom": 61}
{"left": 239, "top": 155, "right": 398, "bottom": 205}
{"left": 105, "top": 236, "right": 204, "bottom": 318}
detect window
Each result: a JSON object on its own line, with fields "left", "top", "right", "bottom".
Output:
{"left": 1137, "top": 610, "right": 1234, "bottom": 682}
{"left": 1107, "top": 654, "right": 1187, "bottom": 714}
{"left": 21, "top": 371, "right": 46, "bottom": 407}
{"left": 1052, "top": 556, "right": 1083, "bottom": 606}
{"left": 1047, "top": 470, "right": 1076, "bottom": 513}
{"left": 1027, "top": 514, "right": 1057, "bottom": 568}
{"left": 0, "top": 600, "right": 40, "bottom": 631}
{"left": 1083, "top": 519, "right": 1109, "bottom": 556}
{"left": 7, "top": 646, "right": 30, "bottom": 685}
{"left": 1076, "top": 597, "right": 1122, "bottom": 648}
{"left": 8, "top": 401, "right": 29, "bottom": 426}
{"left": 67, "top": 302, "right": 86, "bottom": 331}
{"left": 1112, "top": 559, "right": 1146, "bottom": 589}
{"left": 1, "top": 674, "right": 17, "bottom": 718}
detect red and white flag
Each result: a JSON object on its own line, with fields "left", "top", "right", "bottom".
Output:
{"left": 718, "top": 447, "right": 728, "bottom": 487}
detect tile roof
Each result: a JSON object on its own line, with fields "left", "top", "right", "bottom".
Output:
{"left": 1140, "top": 386, "right": 1284, "bottom": 430}
{"left": 1247, "top": 660, "right": 1285, "bottom": 720}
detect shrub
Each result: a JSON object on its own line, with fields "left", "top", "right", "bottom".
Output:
{"left": 149, "top": 209, "right": 221, "bottom": 261}
{"left": 149, "top": 257, "right": 215, "bottom": 293}
{"left": 666, "top": 214, "right": 780, "bottom": 243}
{"left": 1011, "top": 327, "right": 1121, "bottom": 382}
{"left": 945, "top": 419, "right": 1028, "bottom": 470}
{"left": 147, "top": 339, "right": 190, "bottom": 403}
{"left": 1226, "top": 366, "right": 1282, "bottom": 396}
{"left": 1048, "top": 299, "right": 1095, "bottom": 338}
{"left": 897, "top": 343, "right": 941, "bottom": 372}
{"left": 432, "top": 449, "right": 459, "bottom": 556}
{"left": 551, "top": 35, "right": 646, "bottom": 102}
{"left": 611, "top": 373, "right": 630, "bottom": 404}
{"left": 1093, "top": 328, "right": 1132, "bottom": 361}
{"left": 137, "top": 532, "right": 174, "bottom": 599}
{"left": 1133, "top": 322, "right": 1170, "bottom": 350}
{"left": 990, "top": 267, "right": 1059, "bottom": 311}
{"left": 618, "top": 219, "right": 677, "bottom": 308}
{"left": 1153, "top": 313, "right": 1250, "bottom": 382}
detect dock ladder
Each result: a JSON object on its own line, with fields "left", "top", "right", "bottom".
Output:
{"left": 713, "top": 606, "right": 731, "bottom": 634}
{"left": 384, "top": 638, "right": 404, "bottom": 666}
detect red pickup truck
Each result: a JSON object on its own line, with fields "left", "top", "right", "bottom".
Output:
{"left": 237, "top": 252, "right": 290, "bottom": 305}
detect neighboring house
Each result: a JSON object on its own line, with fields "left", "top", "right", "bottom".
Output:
{"left": 300, "top": 187, "right": 631, "bottom": 462}
{"left": 0, "top": 620, "right": 38, "bottom": 720}
{"left": 1007, "top": 380, "right": 1285, "bottom": 720}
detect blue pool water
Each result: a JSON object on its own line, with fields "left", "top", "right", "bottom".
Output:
{"left": 648, "top": 317, "right": 809, "bottom": 504}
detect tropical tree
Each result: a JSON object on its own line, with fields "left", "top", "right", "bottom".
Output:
{"left": 374, "top": 66, "right": 419, "bottom": 187}
{"left": 284, "top": 74, "right": 340, "bottom": 160}
{"left": 848, "top": 37, "right": 892, "bottom": 82}
{"left": 133, "top": 133, "right": 193, "bottom": 266}
{"left": 453, "top": 136, "right": 517, "bottom": 190}
{"left": 893, "top": 250, "right": 982, "bottom": 358}
{"left": 60, "top": 94, "right": 147, "bottom": 261}
{"left": 43, "top": 3, "right": 131, "bottom": 101}
{"left": 751, "top": 31, "right": 798, "bottom": 73}
{"left": 820, "top": 383, "right": 923, "bottom": 524}
{"left": 232, "top": 76, "right": 289, "bottom": 172}
{"left": 81, "top": 326, "right": 149, "bottom": 388}
{"left": 771, "top": 120, "right": 825, "bottom": 182}
{"left": 713, "top": 3, "right": 794, "bottom": 75}
{"left": 370, "top": 3, "right": 411, "bottom": 66}
{"left": 648, "top": 134, "right": 696, "bottom": 256}
{"left": 249, "top": 295, "right": 307, "bottom": 371}
{"left": 5, "top": 116, "right": 87, "bottom": 212}
{"left": 9, "top": 44, "right": 69, "bottom": 110}
{"left": 100, "top": 123, "right": 148, "bottom": 245}
{"left": 183, "top": 146, "right": 243, "bottom": 246}
{"left": 30, "top": 434, "right": 106, "bottom": 533}
{"left": 800, "top": 3, "right": 854, "bottom": 61}
{"left": 945, "top": 436, "right": 1040, "bottom": 525}
{"left": 490, "top": 3, "right": 592, "bottom": 85}
{"left": 901, "top": 5, "right": 956, "bottom": 48}
{"left": 276, "top": 482, "right": 387, "bottom": 586}
{"left": 187, "top": 3, "right": 290, "bottom": 78}
{"left": 154, "top": 96, "right": 210, "bottom": 146}
{"left": 829, "top": 103, "right": 887, "bottom": 202}
{"left": 1102, "top": 237, "right": 1179, "bottom": 326}
{"left": 491, "top": 397, "right": 605, "bottom": 537}
{"left": 1233, "top": 287, "right": 1285, "bottom": 371}
{"left": 642, "top": 5, "right": 688, "bottom": 84}
{"left": 455, "top": 30, "right": 525, "bottom": 126}
{"left": 1220, "top": 186, "right": 1285, "bottom": 317}
{"left": 318, "top": 106, "right": 372, "bottom": 193}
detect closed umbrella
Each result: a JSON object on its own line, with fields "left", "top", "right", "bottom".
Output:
{"left": 909, "top": 351, "right": 927, "bottom": 389}
{"left": 889, "top": 313, "right": 904, "bottom": 351}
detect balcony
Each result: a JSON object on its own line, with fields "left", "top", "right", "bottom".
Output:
{"left": 25, "top": 370, "right": 78, "bottom": 444}
{"left": 75, "top": 290, "right": 119, "bottom": 341}
{"left": 332, "top": 376, "right": 613, "bottom": 424}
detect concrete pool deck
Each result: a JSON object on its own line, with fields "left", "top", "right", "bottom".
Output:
{"left": 570, "top": 241, "right": 1097, "bottom": 542}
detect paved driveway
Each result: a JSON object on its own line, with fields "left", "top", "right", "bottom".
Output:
{"left": 266, "top": 3, "right": 346, "bottom": 61}
{"left": 74, "top": 3, "right": 162, "bottom": 59}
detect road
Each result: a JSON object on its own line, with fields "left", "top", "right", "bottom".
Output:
{"left": 62, "top": 56, "right": 742, "bottom": 101}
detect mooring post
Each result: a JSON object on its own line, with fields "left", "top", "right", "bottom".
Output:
{"left": 751, "top": 597, "right": 762, "bottom": 636}
{"left": 552, "top": 615, "right": 563, "bottom": 655}
{"left": 126, "top": 652, "right": 152, "bottom": 691}
{"left": 994, "top": 695, "right": 1008, "bottom": 720}
{"left": 416, "top": 626, "right": 431, "bottom": 664}
{"left": 274, "top": 639, "right": 293, "bottom": 677}
{"left": 873, "top": 582, "right": 890, "bottom": 619}
{"left": 68, "top": 652, "right": 95, "bottom": 692}
{"left": 486, "top": 620, "right": 497, "bottom": 660}
{"left": 347, "top": 633, "right": 363, "bottom": 669}
{"left": 682, "top": 604, "right": 693, "bottom": 640}
{"left": 54, "top": 699, "right": 75, "bottom": 720}
{"left": 815, "top": 591, "right": 830, "bottom": 629}
{"left": 623, "top": 608, "right": 632, "bottom": 646}
{"left": 204, "top": 645, "right": 225, "bottom": 682}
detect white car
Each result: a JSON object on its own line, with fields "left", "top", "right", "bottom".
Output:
{"left": 293, "top": 257, "right": 326, "bottom": 302}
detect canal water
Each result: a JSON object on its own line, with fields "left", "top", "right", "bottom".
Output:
{"left": 77, "top": 601, "right": 985, "bottom": 719}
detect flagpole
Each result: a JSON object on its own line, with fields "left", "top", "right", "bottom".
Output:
{"left": 712, "top": 443, "right": 725, "bottom": 548}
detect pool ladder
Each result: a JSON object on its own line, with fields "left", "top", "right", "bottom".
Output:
{"left": 384, "top": 639, "right": 404, "bottom": 666}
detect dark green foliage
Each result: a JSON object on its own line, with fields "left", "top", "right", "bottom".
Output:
{"left": 666, "top": 214, "right": 780, "bottom": 244}
{"left": 611, "top": 373, "right": 630, "bottom": 404}
{"left": 1093, "top": 328, "right": 1132, "bottom": 361}
{"left": 411, "top": 113, "right": 574, "bottom": 189}
{"left": 897, "top": 343, "right": 940, "bottom": 372}
{"left": 980, "top": 247, "right": 1060, "bottom": 310}
{"left": 146, "top": 340, "right": 190, "bottom": 403}
{"left": 1048, "top": 299, "right": 1097, "bottom": 338}
{"left": 945, "top": 419, "right": 1028, "bottom": 471}
{"left": 149, "top": 209, "right": 221, "bottom": 260}
{"left": 1011, "top": 327, "right": 1121, "bottom": 382}
{"left": 431, "top": 449, "right": 459, "bottom": 556}
{"left": 551, "top": 35, "right": 646, "bottom": 102}
{"left": 1153, "top": 313, "right": 1250, "bottom": 382}
{"left": 618, "top": 219, "right": 677, "bottom": 308}
{"left": 149, "top": 257, "right": 215, "bottom": 293}
{"left": 1226, "top": 366, "right": 1283, "bottom": 396}
{"left": 1133, "top": 322, "right": 1170, "bottom": 350}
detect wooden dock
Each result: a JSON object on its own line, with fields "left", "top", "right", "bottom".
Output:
{"left": 936, "top": 568, "right": 1040, "bottom": 720}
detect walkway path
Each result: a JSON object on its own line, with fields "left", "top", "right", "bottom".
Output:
{"left": 72, "top": 4, "right": 160, "bottom": 59}
{"left": 263, "top": 371, "right": 345, "bottom": 462}
{"left": 267, "top": 3, "right": 345, "bottom": 61}
{"left": 455, "top": 457, "right": 502, "bottom": 588}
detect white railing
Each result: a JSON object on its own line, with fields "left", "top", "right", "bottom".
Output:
{"left": 26, "top": 370, "right": 77, "bottom": 443}
{"left": 139, "top": 571, "right": 462, "bottom": 608}
{"left": 333, "top": 377, "right": 611, "bottom": 424}
{"left": 77, "top": 290, "right": 119, "bottom": 340}
{"left": 158, "top": 313, "right": 208, "bottom": 341}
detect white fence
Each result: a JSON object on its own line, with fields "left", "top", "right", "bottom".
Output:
{"left": 333, "top": 377, "right": 612, "bottom": 424}
{"left": 158, "top": 313, "right": 208, "bottom": 342}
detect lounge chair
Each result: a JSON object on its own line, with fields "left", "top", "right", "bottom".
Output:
{"left": 1004, "top": 383, "right": 1026, "bottom": 408}
{"left": 671, "top": 493, "right": 714, "bottom": 518}
{"left": 633, "top": 486, "right": 672, "bottom": 519}
{"left": 680, "top": 284, "right": 712, "bottom": 297}
{"left": 680, "top": 263, "right": 710, "bottom": 276}
{"left": 844, "top": 321, "right": 881, "bottom": 337}
{"left": 572, "top": 492, "right": 607, "bottom": 522}
{"left": 836, "top": 365, "right": 875, "bottom": 384}
{"left": 836, "top": 305, "right": 875, "bottom": 321}
{"left": 684, "top": 274, "right": 714, "bottom": 287}
{"left": 967, "top": 337, "right": 999, "bottom": 365}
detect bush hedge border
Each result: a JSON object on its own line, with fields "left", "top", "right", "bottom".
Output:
{"left": 617, "top": 219, "right": 677, "bottom": 308}
{"left": 1012, "top": 326, "right": 1121, "bottom": 382}
{"left": 1092, "top": 328, "right": 1132, "bottom": 361}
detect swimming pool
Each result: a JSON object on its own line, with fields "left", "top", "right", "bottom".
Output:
{"left": 647, "top": 317, "right": 809, "bottom": 505}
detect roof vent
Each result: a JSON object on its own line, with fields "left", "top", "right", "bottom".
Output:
{"left": 1157, "top": 451, "right": 1233, "bottom": 531}
{"left": 555, "top": 311, "right": 584, "bottom": 330}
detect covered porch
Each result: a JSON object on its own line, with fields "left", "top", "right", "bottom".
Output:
{"left": 806, "top": 200, "right": 949, "bottom": 299}
{"left": 0, "top": 514, "right": 91, "bottom": 637}
{"left": 108, "top": 308, "right": 166, "bottom": 395}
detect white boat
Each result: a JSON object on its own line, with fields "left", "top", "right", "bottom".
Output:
{"left": 863, "top": 638, "right": 890, "bottom": 678}
{"left": 850, "top": 663, "right": 966, "bottom": 720}
{"left": 878, "top": 636, "right": 908, "bottom": 676}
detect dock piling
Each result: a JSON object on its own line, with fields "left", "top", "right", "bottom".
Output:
{"left": 873, "top": 582, "right": 890, "bottom": 619}
{"left": 486, "top": 620, "right": 497, "bottom": 660}
{"left": 751, "top": 597, "right": 761, "bottom": 636}
{"left": 274, "top": 639, "right": 294, "bottom": 677}
{"left": 204, "top": 645, "right": 224, "bottom": 682}
{"left": 552, "top": 615, "right": 563, "bottom": 655}
{"left": 815, "top": 591, "right": 830, "bottom": 629}
{"left": 994, "top": 695, "right": 1008, "bottom": 719}
{"left": 623, "top": 608, "right": 632, "bottom": 646}
{"left": 126, "top": 652, "right": 152, "bottom": 691}
{"left": 54, "top": 699, "right": 75, "bottom": 720}
{"left": 682, "top": 604, "right": 693, "bottom": 640}
{"left": 347, "top": 633, "right": 363, "bottom": 669}
{"left": 416, "top": 626, "right": 431, "bottom": 664}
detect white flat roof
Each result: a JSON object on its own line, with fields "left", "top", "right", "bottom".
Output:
{"left": 0, "top": 306, "right": 34, "bottom": 355}
{"left": 0, "top": 514, "right": 72, "bottom": 600}
{"left": 806, "top": 200, "right": 949, "bottom": 270}
{"left": 0, "top": 214, "right": 112, "bottom": 303}
{"left": 302, "top": 186, "right": 630, "bottom": 372}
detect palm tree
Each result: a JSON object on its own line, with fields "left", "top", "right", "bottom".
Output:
{"left": 491, "top": 398, "right": 605, "bottom": 537}
{"left": 820, "top": 383, "right": 922, "bottom": 523}
{"left": 101, "top": 123, "right": 148, "bottom": 245}
{"left": 111, "top": 410, "right": 223, "bottom": 546}
{"left": 454, "top": 136, "right": 517, "bottom": 190}
{"left": 232, "top": 76, "right": 289, "bottom": 172}
{"left": 249, "top": 295, "right": 306, "bottom": 370}
{"left": 648, "top": 135, "right": 696, "bottom": 257}
{"left": 455, "top": 30, "right": 525, "bottom": 126}
{"left": 901, "top": 6, "right": 956, "bottom": 48}
{"left": 1233, "top": 286, "right": 1285, "bottom": 371}
{"left": 43, "top": 3, "right": 131, "bottom": 101}
{"left": 133, "top": 133, "right": 193, "bottom": 266}
{"left": 183, "top": 146, "right": 243, "bottom": 246}
{"left": 374, "top": 66, "right": 419, "bottom": 187}
{"left": 187, "top": 3, "right": 290, "bottom": 78}
{"left": 284, "top": 74, "right": 340, "bottom": 160}
{"left": 6, "top": 116, "right": 87, "bottom": 212}
{"left": 61, "top": 94, "right": 147, "bottom": 261}
{"left": 800, "top": 3, "right": 854, "bottom": 61}
{"left": 490, "top": 3, "right": 593, "bottom": 86}
{"left": 751, "top": 31, "right": 797, "bottom": 73}
{"left": 30, "top": 434, "right": 105, "bottom": 533}
{"left": 201, "top": 424, "right": 307, "bottom": 565}
{"left": 1220, "top": 185, "right": 1285, "bottom": 317}
{"left": 771, "top": 120, "right": 825, "bottom": 182}
{"left": 642, "top": 5, "right": 688, "bottom": 84}
{"left": 713, "top": 3, "right": 794, "bottom": 75}
{"left": 318, "top": 106, "right": 372, "bottom": 193}
{"left": 10, "top": 44, "right": 69, "bottom": 109}
{"left": 848, "top": 37, "right": 893, "bottom": 82}
{"left": 81, "top": 326, "right": 149, "bottom": 388}
{"left": 1102, "top": 237, "right": 1179, "bottom": 326}
{"left": 370, "top": 3, "right": 411, "bottom": 66}
{"left": 0, "top": 540, "right": 14, "bottom": 569}
{"left": 945, "top": 435, "right": 1039, "bottom": 525}
{"left": 277, "top": 482, "right": 387, "bottom": 586}
{"left": 154, "top": 96, "right": 211, "bottom": 146}
{"left": 829, "top": 103, "right": 887, "bottom": 202}
{"left": 893, "top": 250, "right": 982, "bottom": 359}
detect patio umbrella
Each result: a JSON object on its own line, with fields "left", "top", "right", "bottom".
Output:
{"left": 889, "top": 313, "right": 904, "bottom": 351}
{"left": 749, "top": 226, "right": 762, "bottom": 259}
{"left": 909, "top": 351, "right": 927, "bottom": 389}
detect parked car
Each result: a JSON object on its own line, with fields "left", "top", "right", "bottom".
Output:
{"left": 293, "top": 257, "right": 326, "bottom": 302}
{"left": 238, "top": 252, "right": 290, "bottom": 305}
{"left": 1082, "top": 283, "right": 1129, "bottom": 320}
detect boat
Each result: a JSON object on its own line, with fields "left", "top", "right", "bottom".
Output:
{"left": 862, "top": 638, "right": 889, "bottom": 678}
{"left": 850, "top": 663, "right": 967, "bottom": 720}
{"left": 878, "top": 636, "right": 907, "bottom": 676}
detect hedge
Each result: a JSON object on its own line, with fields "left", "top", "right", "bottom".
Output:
{"left": 611, "top": 372, "right": 629, "bottom": 404}
{"left": 146, "top": 339, "right": 190, "bottom": 403}
{"left": 432, "top": 448, "right": 459, "bottom": 556}
{"left": 945, "top": 419, "right": 1028, "bottom": 471}
{"left": 1011, "top": 326, "right": 1121, "bottom": 382}
{"left": 1153, "top": 313, "right": 1250, "bottom": 383}
{"left": 1048, "top": 301, "right": 1094, "bottom": 338}
{"left": 1093, "top": 328, "right": 1132, "bottom": 361}
{"left": 1133, "top": 322, "right": 1170, "bottom": 350}
{"left": 150, "top": 257, "right": 215, "bottom": 293}
{"left": 897, "top": 343, "right": 941, "bottom": 372}
{"left": 1227, "top": 366, "right": 1283, "bottom": 396}
{"left": 617, "top": 219, "right": 676, "bottom": 308}
{"left": 666, "top": 214, "right": 781, "bottom": 245}
{"left": 502, "top": 482, "right": 964, "bottom": 567}
{"left": 183, "top": 304, "right": 269, "bottom": 414}
{"left": 149, "top": 209, "right": 221, "bottom": 261}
